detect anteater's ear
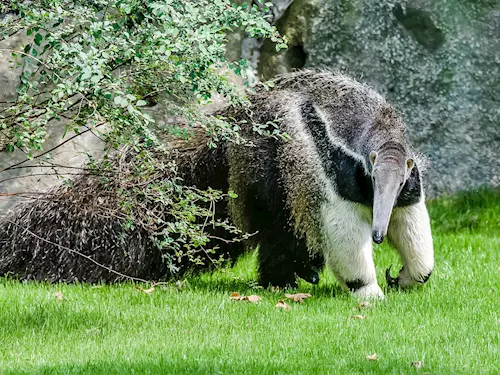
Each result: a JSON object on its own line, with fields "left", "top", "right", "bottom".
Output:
{"left": 406, "top": 158, "right": 414, "bottom": 170}
{"left": 369, "top": 151, "right": 378, "bottom": 166}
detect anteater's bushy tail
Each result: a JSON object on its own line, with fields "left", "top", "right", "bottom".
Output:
{"left": 0, "top": 128, "right": 243, "bottom": 282}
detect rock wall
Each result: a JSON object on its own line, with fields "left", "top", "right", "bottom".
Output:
{"left": 258, "top": 0, "right": 500, "bottom": 196}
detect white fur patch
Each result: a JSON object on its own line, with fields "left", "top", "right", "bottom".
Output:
{"left": 388, "top": 200, "right": 434, "bottom": 287}
{"left": 353, "top": 284, "right": 385, "bottom": 299}
{"left": 320, "top": 195, "right": 383, "bottom": 298}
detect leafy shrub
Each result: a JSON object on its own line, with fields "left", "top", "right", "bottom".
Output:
{"left": 0, "top": 0, "right": 286, "bottom": 273}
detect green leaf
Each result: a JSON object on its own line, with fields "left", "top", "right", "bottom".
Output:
{"left": 275, "top": 43, "right": 287, "bottom": 51}
{"left": 136, "top": 100, "right": 148, "bottom": 107}
{"left": 5, "top": 143, "right": 14, "bottom": 153}
{"left": 34, "top": 33, "right": 43, "bottom": 46}
{"left": 23, "top": 44, "right": 31, "bottom": 53}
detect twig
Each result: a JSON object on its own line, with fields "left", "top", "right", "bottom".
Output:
{"left": 0, "top": 121, "right": 106, "bottom": 174}
{"left": 7, "top": 163, "right": 98, "bottom": 171}
{"left": 0, "top": 172, "right": 108, "bottom": 185}
{"left": 0, "top": 192, "right": 51, "bottom": 198}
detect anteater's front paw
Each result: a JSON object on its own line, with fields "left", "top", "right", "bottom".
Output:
{"left": 352, "top": 284, "right": 385, "bottom": 299}
{"left": 386, "top": 265, "right": 433, "bottom": 289}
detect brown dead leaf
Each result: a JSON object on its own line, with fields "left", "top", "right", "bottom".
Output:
{"left": 366, "top": 353, "right": 378, "bottom": 361}
{"left": 285, "top": 293, "right": 312, "bottom": 303}
{"left": 55, "top": 291, "right": 64, "bottom": 301}
{"left": 355, "top": 301, "right": 371, "bottom": 310}
{"left": 230, "top": 292, "right": 261, "bottom": 302}
{"left": 351, "top": 315, "right": 367, "bottom": 320}
{"left": 247, "top": 295, "right": 262, "bottom": 303}
{"left": 231, "top": 292, "right": 246, "bottom": 301}
{"left": 136, "top": 286, "right": 155, "bottom": 294}
{"left": 411, "top": 361, "right": 424, "bottom": 368}
{"left": 276, "top": 300, "right": 291, "bottom": 311}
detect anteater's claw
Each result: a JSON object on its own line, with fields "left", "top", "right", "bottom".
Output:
{"left": 385, "top": 266, "right": 399, "bottom": 288}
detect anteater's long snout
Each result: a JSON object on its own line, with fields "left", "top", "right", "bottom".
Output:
{"left": 372, "top": 172, "right": 400, "bottom": 245}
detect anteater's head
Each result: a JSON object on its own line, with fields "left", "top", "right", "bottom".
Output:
{"left": 369, "top": 142, "right": 414, "bottom": 244}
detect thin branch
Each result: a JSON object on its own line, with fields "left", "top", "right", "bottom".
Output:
{"left": 0, "top": 48, "right": 63, "bottom": 81}
{"left": 0, "top": 191, "right": 54, "bottom": 197}
{"left": 6, "top": 163, "right": 98, "bottom": 171}
{"left": 0, "top": 121, "right": 106, "bottom": 174}
{"left": 0, "top": 172, "right": 103, "bottom": 185}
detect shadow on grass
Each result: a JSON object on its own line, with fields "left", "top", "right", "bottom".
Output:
{"left": 297, "top": 281, "right": 342, "bottom": 298}
{"left": 185, "top": 274, "right": 258, "bottom": 293}
{"left": 184, "top": 270, "right": 344, "bottom": 299}
{"left": 2, "top": 356, "right": 451, "bottom": 375}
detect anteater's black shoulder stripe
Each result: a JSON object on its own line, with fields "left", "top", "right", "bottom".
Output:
{"left": 395, "top": 166, "right": 422, "bottom": 207}
{"left": 300, "top": 100, "right": 373, "bottom": 206}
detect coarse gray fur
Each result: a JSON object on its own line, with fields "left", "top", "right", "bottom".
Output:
{"left": 223, "top": 69, "right": 434, "bottom": 297}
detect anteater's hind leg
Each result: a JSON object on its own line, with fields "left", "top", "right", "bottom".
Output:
{"left": 387, "top": 200, "right": 434, "bottom": 288}
{"left": 321, "top": 200, "right": 384, "bottom": 299}
{"left": 258, "top": 235, "right": 309, "bottom": 288}
{"left": 228, "top": 133, "right": 322, "bottom": 288}
{"left": 245, "top": 184, "right": 320, "bottom": 288}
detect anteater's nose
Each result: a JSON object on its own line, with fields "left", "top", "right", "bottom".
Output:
{"left": 372, "top": 231, "right": 384, "bottom": 244}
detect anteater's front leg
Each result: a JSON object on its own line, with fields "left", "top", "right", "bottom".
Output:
{"left": 387, "top": 199, "right": 434, "bottom": 288}
{"left": 322, "top": 201, "right": 384, "bottom": 299}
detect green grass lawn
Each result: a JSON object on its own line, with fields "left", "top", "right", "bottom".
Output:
{"left": 1, "top": 189, "right": 499, "bottom": 375}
